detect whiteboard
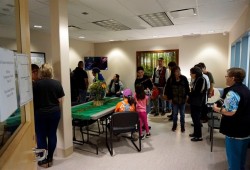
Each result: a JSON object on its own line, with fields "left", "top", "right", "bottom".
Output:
{"left": 16, "top": 53, "right": 33, "bottom": 106}
{"left": 0, "top": 47, "right": 18, "bottom": 122}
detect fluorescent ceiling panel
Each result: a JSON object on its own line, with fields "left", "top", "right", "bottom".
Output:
{"left": 92, "top": 19, "right": 131, "bottom": 31}
{"left": 139, "top": 12, "right": 173, "bottom": 27}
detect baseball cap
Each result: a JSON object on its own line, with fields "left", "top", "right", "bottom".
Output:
{"left": 123, "top": 88, "right": 132, "bottom": 97}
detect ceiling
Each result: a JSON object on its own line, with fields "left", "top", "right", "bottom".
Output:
{"left": 0, "top": 0, "right": 249, "bottom": 43}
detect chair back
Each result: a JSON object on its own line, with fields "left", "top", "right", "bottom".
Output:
{"left": 111, "top": 111, "right": 139, "bottom": 130}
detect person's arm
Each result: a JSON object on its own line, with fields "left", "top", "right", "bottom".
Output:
{"left": 84, "top": 78, "right": 89, "bottom": 89}
{"left": 118, "top": 80, "right": 124, "bottom": 92}
{"left": 213, "top": 91, "right": 240, "bottom": 116}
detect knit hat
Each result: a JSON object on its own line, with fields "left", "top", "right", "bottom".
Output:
{"left": 123, "top": 88, "right": 132, "bottom": 97}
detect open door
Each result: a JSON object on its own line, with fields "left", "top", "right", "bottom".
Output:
{"left": 0, "top": 0, "right": 37, "bottom": 169}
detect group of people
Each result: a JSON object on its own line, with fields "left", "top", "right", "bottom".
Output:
{"left": 32, "top": 60, "right": 250, "bottom": 169}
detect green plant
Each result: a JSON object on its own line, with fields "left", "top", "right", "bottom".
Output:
{"left": 88, "top": 81, "right": 107, "bottom": 101}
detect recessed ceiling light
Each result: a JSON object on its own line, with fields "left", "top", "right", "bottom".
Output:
{"left": 208, "top": 30, "right": 215, "bottom": 33}
{"left": 79, "top": 36, "right": 85, "bottom": 39}
{"left": 34, "top": 25, "right": 42, "bottom": 28}
{"left": 153, "top": 35, "right": 158, "bottom": 38}
{"left": 109, "top": 40, "right": 114, "bottom": 41}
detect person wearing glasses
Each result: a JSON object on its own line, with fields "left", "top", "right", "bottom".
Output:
{"left": 213, "top": 68, "right": 250, "bottom": 170}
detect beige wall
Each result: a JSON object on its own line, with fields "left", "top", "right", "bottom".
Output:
{"left": 229, "top": 4, "right": 250, "bottom": 44}
{"left": 0, "top": 30, "right": 95, "bottom": 71}
{"left": 94, "top": 34, "right": 229, "bottom": 90}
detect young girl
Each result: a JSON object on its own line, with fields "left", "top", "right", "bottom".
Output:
{"left": 115, "top": 88, "right": 135, "bottom": 112}
{"left": 134, "top": 85, "right": 150, "bottom": 139}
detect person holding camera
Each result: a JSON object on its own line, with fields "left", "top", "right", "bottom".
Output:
{"left": 213, "top": 67, "right": 250, "bottom": 170}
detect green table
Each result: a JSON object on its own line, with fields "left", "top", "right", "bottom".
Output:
{"left": 72, "top": 97, "right": 122, "bottom": 120}
{"left": 71, "top": 97, "right": 122, "bottom": 154}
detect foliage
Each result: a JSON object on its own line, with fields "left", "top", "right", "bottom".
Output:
{"left": 88, "top": 81, "right": 107, "bottom": 101}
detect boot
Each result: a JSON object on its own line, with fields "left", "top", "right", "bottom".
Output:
{"left": 181, "top": 125, "right": 185, "bottom": 132}
{"left": 172, "top": 123, "right": 177, "bottom": 131}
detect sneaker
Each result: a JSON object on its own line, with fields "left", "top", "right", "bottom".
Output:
{"left": 140, "top": 134, "right": 145, "bottom": 140}
{"left": 161, "top": 112, "right": 166, "bottom": 116}
{"left": 189, "top": 133, "right": 195, "bottom": 137}
{"left": 154, "top": 113, "right": 159, "bottom": 116}
{"left": 167, "top": 114, "right": 172, "bottom": 118}
{"left": 146, "top": 133, "right": 151, "bottom": 138}
{"left": 191, "top": 137, "right": 203, "bottom": 142}
{"left": 168, "top": 117, "right": 173, "bottom": 121}
{"left": 38, "top": 159, "right": 48, "bottom": 168}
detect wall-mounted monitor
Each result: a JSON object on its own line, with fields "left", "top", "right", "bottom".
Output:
{"left": 84, "top": 56, "right": 108, "bottom": 70}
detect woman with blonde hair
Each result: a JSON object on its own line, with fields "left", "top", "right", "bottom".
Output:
{"left": 33, "top": 63, "right": 65, "bottom": 168}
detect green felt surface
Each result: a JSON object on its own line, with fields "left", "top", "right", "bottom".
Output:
{"left": 72, "top": 97, "right": 122, "bottom": 120}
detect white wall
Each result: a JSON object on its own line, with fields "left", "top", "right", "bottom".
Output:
{"left": 229, "top": 4, "right": 250, "bottom": 44}
{"left": 94, "top": 34, "right": 229, "bottom": 90}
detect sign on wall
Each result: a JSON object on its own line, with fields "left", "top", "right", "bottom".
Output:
{"left": 16, "top": 53, "right": 33, "bottom": 106}
{"left": 0, "top": 47, "right": 18, "bottom": 122}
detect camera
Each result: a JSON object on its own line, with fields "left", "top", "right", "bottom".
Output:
{"left": 215, "top": 98, "right": 224, "bottom": 107}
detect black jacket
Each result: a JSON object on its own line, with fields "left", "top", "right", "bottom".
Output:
{"left": 220, "top": 83, "right": 250, "bottom": 138}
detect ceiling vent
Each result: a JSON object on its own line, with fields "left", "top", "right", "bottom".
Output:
{"left": 169, "top": 8, "right": 197, "bottom": 19}
{"left": 92, "top": 19, "right": 131, "bottom": 31}
{"left": 139, "top": 12, "right": 173, "bottom": 27}
{"left": 68, "top": 25, "right": 82, "bottom": 31}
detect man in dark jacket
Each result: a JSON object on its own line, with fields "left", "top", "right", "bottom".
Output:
{"left": 73, "top": 61, "right": 89, "bottom": 103}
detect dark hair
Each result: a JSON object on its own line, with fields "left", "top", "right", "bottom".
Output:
{"left": 115, "top": 74, "right": 120, "bottom": 79}
{"left": 194, "top": 64, "right": 202, "bottom": 70}
{"left": 92, "top": 67, "right": 100, "bottom": 73}
{"left": 135, "top": 84, "right": 145, "bottom": 100}
{"left": 172, "top": 65, "right": 180, "bottom": 74}
{"left": 198, "top": 62, "right": 206, "bottom": 69}
{"left": 137, "top": 66, "right": 144, "bottom": 72}
{"left": 227, "top": 67, "right": 245, "bottom": 83}
{"left": 158, "top": 57, "right": 164, "bottom": 60}
{"left": 168, "top": 61, "right": 177, "bottom": 69}
{"left": 78, "top": 61, "right": 83, "bottom": 67}
{"left": 31, "top": 64, "right": 39, "bottom": 71}
{"left": 190, "top": 66, "right": 202, "bottom": 78}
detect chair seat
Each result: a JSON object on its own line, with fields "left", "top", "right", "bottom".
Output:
{"left": 208, "top": 119, "right": 220, "bottom": 129}
{"left": 113, "top": 126, "right": 136, "bottom": 133}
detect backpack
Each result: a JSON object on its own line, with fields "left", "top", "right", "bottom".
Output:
{"left": 122, "top": 101, "right": 130, "bottom": 111}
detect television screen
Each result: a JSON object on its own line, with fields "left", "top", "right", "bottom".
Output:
{"left": 84, "top": 56, "right": 108, "bottom": 70}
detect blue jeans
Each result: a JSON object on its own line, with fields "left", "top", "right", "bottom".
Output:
{"left": 173, "top": 103, "right": 185, "bottom": 126}
{"left": 79, "top": 89, "right": 87, "bottom": 103}
{"left": 158, "top": 87, "right": 166, "bottom": 112}
{"left": 225, "top": 136, "right": 250, "bottom": 170}
{"left": 35, "top": 111, "right": 61, "bottom": 160}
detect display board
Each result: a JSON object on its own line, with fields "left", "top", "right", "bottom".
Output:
{"left": 16, "top": 53, "right": 33, "bottom": 106}
{"left": 0, "top": 47, "right": 18, "bottom": 122}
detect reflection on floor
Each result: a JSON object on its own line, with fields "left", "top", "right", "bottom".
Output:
{"left": 38, "top": 114, "right": 250, "bottom": 170}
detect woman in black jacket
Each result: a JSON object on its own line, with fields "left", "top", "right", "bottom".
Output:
{"left": 189, "top": 66, "right": 207, "bottom": 142}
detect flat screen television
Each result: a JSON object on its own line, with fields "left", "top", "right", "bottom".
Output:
{"left": 84, "top": 56, "right": 108, "bottom": 70}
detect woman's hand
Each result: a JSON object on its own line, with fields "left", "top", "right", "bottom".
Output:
{"left": 213, "top": 103, "right": 220, "bottom": 113}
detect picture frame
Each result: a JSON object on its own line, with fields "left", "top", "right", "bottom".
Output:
{"left": 136, "top": 49, "right": 179, "bottom": 77}
{"left": 31, "top": 52, "right": 46, "bottom": 67}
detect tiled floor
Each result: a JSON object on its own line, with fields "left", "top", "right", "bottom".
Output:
{"left": 38, "top": 114, "right": 250, "bottom": 170}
